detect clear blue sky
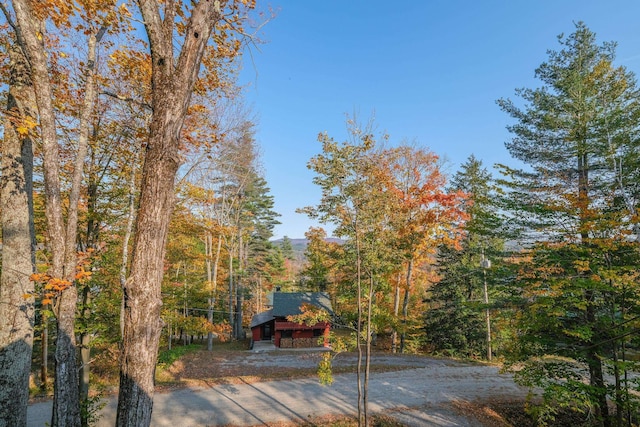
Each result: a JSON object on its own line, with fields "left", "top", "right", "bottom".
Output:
{"left": 238, "top": 1, "right": 640, "bottom": 240}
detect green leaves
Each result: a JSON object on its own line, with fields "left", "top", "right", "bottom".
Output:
{"left": 498, "top": 22, "right": 640, "bottom": 424}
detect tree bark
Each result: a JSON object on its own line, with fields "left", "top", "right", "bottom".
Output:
{"left": 58, "top": 27, "right": 104, "bottom": 427}
{"left": 9, "top": 3, "right": 106, "bottom": 424}
{"left": 9, "top": 2, "right": 81, "bottom": 424}
{"left": 391, "top": 272, "right": 400, "bottom": 353}
{"left": 206, "top": 232, "right": 214, "bottom": 350}
{"left": 228, "top": 247, "right": 235, "bottom": 334}
{"left": 120, "top": 144, "right": 140, "bottom": 339}
{"left": 0, "top": 41, "right": 36, "bottom": 427}
{"left": 399, "top": 258, "right": 413, "bottom": 354}
{"left": 363, "top": 274, "right": 374, "bottom": 427}
{"left": 116, "top": 2, "right": 224, "bottom": 425}
{"left": 78, "top": 284, "right": 91, "bottom": 409}
{"left": 578, "top": 148, "right": 610, "bottom": 426}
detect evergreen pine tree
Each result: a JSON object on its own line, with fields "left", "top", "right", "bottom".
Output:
{"left": 425, "top": 155, "right": 505, "bottom": 359}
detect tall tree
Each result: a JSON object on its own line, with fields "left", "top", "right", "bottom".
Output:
{"left": 425, "top": 155, "right": 505, "bottom": 359}
{"left": 497, "top": 22, "right": 640, "bottom": 426}
{"left": 1, "top": 2, "right": 123, "bottom": 424}
{"left": 301, "top": 227, "right": 338, "bottom": 292}
{"left": 379, "top": 144, "right": 467, "bottom": 353}
{"left": 116, "top": 2, "right": 252, "bottom": 425}
{"left": 302, "top": 117, "right": 385, "bottom": 427}
{"left": 0, "top": 40, "right": 36, "bottom": 427}
{"left": 279, "top": 236, "right": 295, "bottom": 260}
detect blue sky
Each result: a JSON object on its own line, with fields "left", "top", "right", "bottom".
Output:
{"left": 238, "top": 1, "right": 640, "bottom": 239}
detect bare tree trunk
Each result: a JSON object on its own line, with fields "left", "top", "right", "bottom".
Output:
{"left": 399, "top": 258, "right": 413, "bottom": 354}
{"left": 72, "top": 30, "right": 105, "bottom": 427}
{"left": 206, "top": 232, "right": 214, "bottom": 350}
{"left": 116, "top": 2, "right": 224, "bottom": 424}
{"left": 9, "top": 2, "right": 82, "bottom": 424}
{"left": 235, "top": 284, "right": 243, "bottom": 339}
{"left": 354, "top": 220, "right": 364, "bottom": 427}
{"left": 41, "top": 311, "right": 48, "bottom": 388}
{"left": 363, "top": 274, "right": 374, "bottom": 427}
{"left": 228, "top": 248, "right": 235, "bottom": 336}
{"left": 0, "top": 41, "right": 36, "bottom": 427}
{"left": 213, "top": 237, "right": 222, "bottom": 291}
{"left": 391, "top": 271, "right": 400, "bottom": 353}
{"left": 207, "top": 235, "right": 222, "bottom": 350}
{"left": 78, "top": 286, "right": 91, "bottom": 413}
{"left": 54, "top": 26, "right": 103, "bottom": 427}
{"left": 117, "top": 140, "right": 177, "bottom": 425}
{"left": 120, "top": 145, "right": 139, "bottom": 338}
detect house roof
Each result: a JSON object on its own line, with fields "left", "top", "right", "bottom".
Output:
{"left": 249, "top": 308, "right": 273, "bottom": 329}
{"left": 249, "top": 292, "right": 333, "bottom": 329}
{"left": 272, "top": 292, "right": 333, "bottom": 317}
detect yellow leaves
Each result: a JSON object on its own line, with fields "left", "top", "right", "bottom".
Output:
{"left": 15, "top": 116, "right": 39, "bottom": 136}
{"left": 107, "top": 47, "right": 152, "bottom": 97}
{"left": 32, "top": 0, "right": 79, "bottom": 29}
{"left": 573, "top": 259, "right": 591, "bottom": 273}
{"left": 187, "top": 103, "right": 207, "bottom": 115}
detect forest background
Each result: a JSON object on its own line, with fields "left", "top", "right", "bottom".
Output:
{"left": 0, "top": 2, "right": 640, "bottom": 427}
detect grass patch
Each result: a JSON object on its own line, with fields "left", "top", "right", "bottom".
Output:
{"left": 242, "top": 413, "right": 407, "bottom": 427}
{"left": 157, "top": 344, "right": 203, "bottom": 367}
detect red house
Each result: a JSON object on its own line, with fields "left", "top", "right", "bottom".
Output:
{"left": 250, "top": 292, "right": 332, "bottom": 349}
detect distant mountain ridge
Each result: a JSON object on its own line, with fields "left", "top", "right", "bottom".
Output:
{"left": 272, "top": 237, "right": 344, "bottom": 247}
{"left": 271, "top": 237, "right": 344, "bottom": 257}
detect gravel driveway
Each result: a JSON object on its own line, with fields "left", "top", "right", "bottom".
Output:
{"left": 28, "top": 351, "right": 528, "bottom": 426}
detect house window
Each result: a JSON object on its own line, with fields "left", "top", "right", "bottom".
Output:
{"left": 281, "top": 330, "right": 293, "bottom": 338}
{"left": 313, "top": 329, "right": 323, "bottom": 337}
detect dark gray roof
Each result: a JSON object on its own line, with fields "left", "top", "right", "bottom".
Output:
{"left": 271, "top": 292, "right": 333, "bottom": 317}
{"left": 249, "top": 309, "right": 273, "bottom": 328}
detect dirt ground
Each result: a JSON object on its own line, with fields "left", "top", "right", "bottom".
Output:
{"left": 162, "top": 346, "right": 448, "bottom": 387}
{"left": 157, "top": 345, "right": 596, "bottom": 427}
{"left": 28, "top": 343, "right": 593, "bottom": 426}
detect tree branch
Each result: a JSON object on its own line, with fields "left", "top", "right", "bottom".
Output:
{"left": 100, "top": 90, "right": 153, "bottom": 111}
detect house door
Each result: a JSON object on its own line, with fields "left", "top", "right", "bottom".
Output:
{"left": 262, "top": 324, "right": 272, "bottom": 340}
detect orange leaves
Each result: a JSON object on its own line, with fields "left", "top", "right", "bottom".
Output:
{"left": 75, "top": 248, "right": 95, "bottom": 284}
{"left": 30, "top": 273, "right": 72, "bottom": 305}
{"left": 29, "top": 249, "right": 96, "bottom": 305}
{"left": 33, "top": 0, "right": 78, "bottom": 29}
{"left": 287, "top": 303, "right": 331, "bottom": 327}
{"left": 45, "top": 277, "right": 73, "bottom": 292}
{"left": 75, "top": 267, "right": 93, "bottom": 283}
{"left": 377, "top": 145, "right": 470, "bottom": 254}
{"left": 107, "top": 48, "right": 152, "bottom": 98}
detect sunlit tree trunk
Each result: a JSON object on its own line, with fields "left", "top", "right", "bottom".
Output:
{"left": 391, "top": 272, "right": 400, "bottom": 353}
{"left": 116, "top": 2, "right": 226, "bottom": 424}
{"left": 399, "top": 258, "right": 413, "bottom": 354}
{"left": 0, "top": 40, "right": 36, "bottom": 427}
